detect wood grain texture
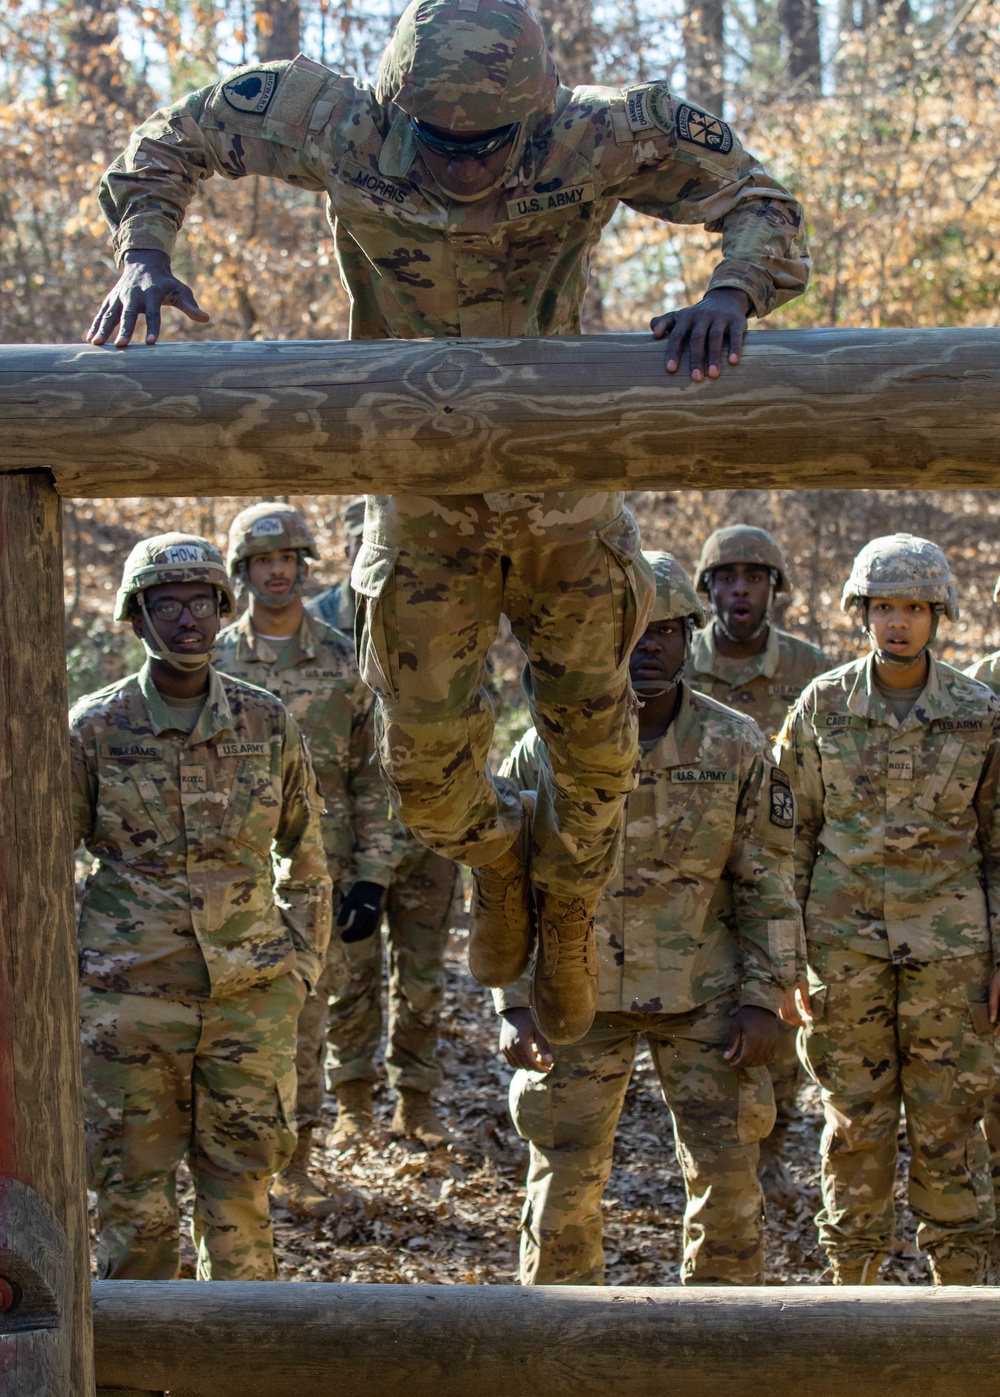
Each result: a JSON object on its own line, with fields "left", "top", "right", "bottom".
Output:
{"left": 1, "top": 330, "right": 1000, "bottom": 496}
{"left": 0, "top": 472, "right": 94, "bottom": 1397}
{"left": 92, "top": 1280, "right": 1000, "bottom": 1397}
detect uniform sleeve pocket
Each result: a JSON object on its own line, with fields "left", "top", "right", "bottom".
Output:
{"left": 351, "top": 541, "right": 400, "bottom": 701}
{"left": 767, "top": 918, "right": 801, "bottom": 987}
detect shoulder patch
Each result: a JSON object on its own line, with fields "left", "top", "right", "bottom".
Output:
{"left": 623, "top": 83, "right": 675, "bottom": 137}
{"left": 222, "top": 71, "right": 278, "bottom": 116}
{"left": 675, "top": 103, "right": 733, "bottom": 154}
{"left": 768, "top": 768, "right": 795, "bottom": 829}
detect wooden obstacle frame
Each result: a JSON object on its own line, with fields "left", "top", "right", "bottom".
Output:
{"left": 2, "top": 328, "right": 1000, "bottom": 1397}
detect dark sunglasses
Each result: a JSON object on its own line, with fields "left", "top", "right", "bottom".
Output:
{"left": 410, "top": 117, "right": 518, "bottom": 161}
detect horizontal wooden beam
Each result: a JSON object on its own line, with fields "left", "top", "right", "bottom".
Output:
{"left": 1, "top": 330, "right": 999, "bottom": 497}
{"left": 92, "top": 1280, "right": 1000, "bottom": 1397}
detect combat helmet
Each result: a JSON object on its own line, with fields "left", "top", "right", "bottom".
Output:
{"left": 645, "top": 550, "right": 707, "bottom": 628}
{"left": 226, "top": 502, "right": 319, "bottom": 609}
{"left": 115, "top": 532, "right": 234, "bottom": 673}
{"left": 376, "top": 0, "right": 559, "bottom": 161}
{"left": 842, "top": 533, "right": 958, "bottom": 668}
{"left": 694, "top": 525, "right": 790, "bottom": 594}
{"left": 841, "top": 534, "right": 958, "bottom": 620}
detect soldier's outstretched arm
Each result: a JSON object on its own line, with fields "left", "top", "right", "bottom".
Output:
{"left": 600, "top": 88, "right": 809, "bottom": 380}
{"left": 88, "top": 56, "right": 344, "bottom": 346}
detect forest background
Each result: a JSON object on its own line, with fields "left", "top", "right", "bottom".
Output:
{"left": 4, "top": 0, "right": 1000, "bottom": 709}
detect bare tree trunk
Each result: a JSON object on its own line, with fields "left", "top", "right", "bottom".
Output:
{"left": 780, "top": 0, "right": 822, "bottom": 91}
{"left": 534, "top": 0, "right": 597, "bottom": 87}
{"left": 60, "top": 0, "right": 131, "bottom": 108}
{"left": 255, "top": 0, "right": 301, "bottom": 63}
{"left": 684, "top": 0, "right": 725, "bottom": 115}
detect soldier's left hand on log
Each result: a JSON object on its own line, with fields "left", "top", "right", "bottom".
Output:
{"left": 336, "top": 880, "right": 386, "bottom": 942}
{"left": 86, "top": 249, "right": 209, "bottom": 348}
{"left": 651, "top": 287, "right": 751, "bottom": 382}
{"left": 723, "top": 1005, "right": 779, "bottom": 1067}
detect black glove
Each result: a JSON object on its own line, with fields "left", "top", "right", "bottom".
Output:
{"left": 336, "top": 881, "right": 385, "bottom": 943}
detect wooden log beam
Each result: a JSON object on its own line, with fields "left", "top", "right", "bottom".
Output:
{"left": 92, "top": 1280, "right": 1000, "bottom": 1397}
{"left": 1, "top": 329, "right": 999, "bottom": 497}
{"left": 0, "top": 472, "right": 94, "bottom": 1396}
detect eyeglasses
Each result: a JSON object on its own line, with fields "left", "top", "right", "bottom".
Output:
{"left": 147, "top": 596, "right": 219, "bottom": 622}
{"left": 409, "top": 117, "right": 518, "bottom": 161}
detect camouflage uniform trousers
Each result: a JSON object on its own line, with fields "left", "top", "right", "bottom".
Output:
{"left": 764, "top": 1021, "right": 801, "bottom": 1154}
{"left": 81, "top": 973, "right": 303, "bottom": 1280}
{"left": 296, "top": 845, "right": 459, "bottom": 1119}
{"left": 800, "top": 945, "right": 995, "bottom": 1276}
{"left": 509, "top": 992, "right": 775, "bottom": 1286}
{"left": 354, "top": 493, "right": 653, "bottom": 897}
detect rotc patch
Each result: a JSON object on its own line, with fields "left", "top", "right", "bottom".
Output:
{"left": 671, "top": 767, "right": 736, "bottom": 784}
{"left": 506, "top": 183, "right": 595, "bottom": 220}
{"left": 676, "top": 104, "right": 734, "bottom": 154}
{"left": 769, "top": 770, "right": 795, "bottom": 828}
{"left": 888, "top": 753, "right": 914, "bottom": 780}
{"left": 339, "top": 161, "right": 420, "bottom": 213}
{"left": 250, "top": 516, "right": 284, "bottom": 537}
{"left": 180, "top": 768, "right": 207, "bottom": 792}
{"left": 101, "top": 741, "right": 160, "bottom": 761}
{"left": 217, "top": 741, "right": 269, "bottom": 758}
{"left": 222, "top": 71, "right": 278, "bottom": 115}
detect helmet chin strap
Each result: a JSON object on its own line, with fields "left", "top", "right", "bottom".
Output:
{"left": 710, "top": 574, "right": 774, "bottom": 643}
{"left": 237, "top": 558, "right": 308, "bottom": 610}
{"left": 633, "top": 628, "right": 691, "bottom": 701}
{"left": 863, "top": 600, "right": 940, "bottom": 668}
{"left": 139, "top": 599, "right": 215, "bottom": 674}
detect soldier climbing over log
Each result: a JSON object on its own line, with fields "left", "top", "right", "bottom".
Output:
{"left": 86, "top": 0, "right": 809, "bottom": 1047}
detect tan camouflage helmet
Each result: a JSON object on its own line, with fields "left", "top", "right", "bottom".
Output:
{"left": 842, "top": 533, "right": 959, "bottom": 620}
{"left": 376, "top": 0, "right": 559, "bottom": 132}
{"left": 226, "top": 502, "right": 319, "bottom": 571}
{"left": 114, "top": 533, "right": 235, "bottom": 620}
{"left": 342, "top": 496, "right": 367, "bottom": 539}
{"left": 644, "top": 550, "right": 707, "bottom": 628}
{"left": 695, "top": 525, "right": 790, "bottom": 594}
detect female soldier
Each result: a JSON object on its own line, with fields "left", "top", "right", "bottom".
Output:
{"left": 778, "top": 533, "right": 1000, "bottom": 1285}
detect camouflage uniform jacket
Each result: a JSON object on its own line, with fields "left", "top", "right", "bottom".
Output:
{"left": 308, "top": 579, "right": 354, "bottom": 636}
{"left": 497, "top": 683, "right": 803, "bottom": 1016}
{"left": 70, "top": 662, "right": 333, "bottom": 1000}
{"left": 686, "top": 623, "right": 831, "bottom": 743}
{"left": 216, "top": 609, "right": 405, "bottom": 888}
{"left": 99, "top": 58, "right": 809, "bottom": 340}
{"left": 965, "top": 652, "right": 1000, "bottom": 695}
{"left": 777, "top": 654, "right": 1000, "bottom": 966}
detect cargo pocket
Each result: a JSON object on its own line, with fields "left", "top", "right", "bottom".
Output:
{"left": 952, "top": 991, "right": 995, "bottom": 1108}
{"left": 351, "top": 541, "right": 400, "bottom": 701}
{"left": 597, "top": 512, "right": 649, "bottom": 668}
{"left": 737, "top": 1064, "right": 776, "bottom": 1145}
{"left": 83, "top": 1083, "right": 125, "bottom": 1191}
{"left": 509, "top": 1068, "right": 556, "bottom": 1148}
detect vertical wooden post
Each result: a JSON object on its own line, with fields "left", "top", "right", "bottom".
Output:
{"left": 0, "top": 471, "right": 93, "bottom": 1395}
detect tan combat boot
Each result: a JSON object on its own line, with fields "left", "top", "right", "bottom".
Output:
{"left": 468, "top": 792, "right": 535, "bottom": 988}
{"left": 327, "top": 1080, "right": 374, "bottom": 1152}
{"left": 390, "top": 1088, "right": 455, "bottom": 1148}
{"left": 530, "top": 888, "right": 599, "bottom": 1045}
{"left": 930, "top": 1244, "right": 989, "bottom": 1285}
{"left": 270, "top": 1127, "right": 341, "bottom": 1218}
{"left": 831, "top": 1253, "right": 884, "bottom": 1284}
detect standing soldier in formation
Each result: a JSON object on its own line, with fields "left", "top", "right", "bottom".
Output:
{"left": 965, "top": 585, "right": 1000, "bottom": 1271}
{"left": 307, "top": 497, "right": 460, "bottom": 1151}
{"left": 214, "top": 502, "right": 407, "bottom": 1216}
{"left": 71, "top": 533, "right": 331, "bottom": 1279}
{"left": 685, "top": 524, "right": 830, "bottom": 1206}
{"left": 88, "top": 0, "right": 809, "bottom": 1045}
{"left": 496, "top": 553, "right": 802, "bottom": 1285}
{"left": 779, "top": 534, "right": 1000, "bottom": 1286}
